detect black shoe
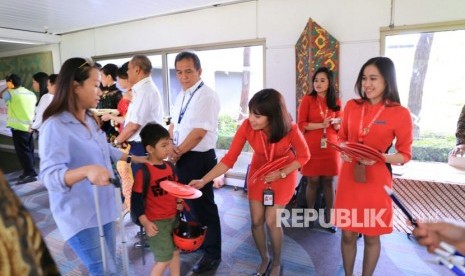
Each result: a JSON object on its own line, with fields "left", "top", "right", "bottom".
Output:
{"left": 17, "top": 176, "right": 37, "bottom": 185}
{"left": 136, "top": 230, "right": 146, "bottom": 237}
{"left": 19, "top": 172, "right": 37, "bottom": 180}
{"left": 192, "top": 256, "right": 221, "bottom": 274}
{"left": 134, "top": 241, "right": 150, "bottom": 248}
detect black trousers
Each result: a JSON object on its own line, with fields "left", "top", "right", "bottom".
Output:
{"left": 11, "top": 129, "right": 36, "bottom": 176}
{"left": 176, "top": 149, "right": 222, "bottom": 259}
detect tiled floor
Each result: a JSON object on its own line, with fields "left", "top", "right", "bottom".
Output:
{"left": 6, "top": 170, "right": 455, "bottom": 275}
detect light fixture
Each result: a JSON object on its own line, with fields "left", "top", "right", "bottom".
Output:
{"left": 0, "top": 38, "right": 45, "bottom": 45}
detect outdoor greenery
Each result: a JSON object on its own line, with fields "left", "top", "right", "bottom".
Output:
{"left": 217, "top": 114, "right": 251, "bottom": 151}
{"left": 412, "top": 133, "right": 455, "bottom": 162}
{"left": 217, "top": 115, "right": 455, "bottom": 162}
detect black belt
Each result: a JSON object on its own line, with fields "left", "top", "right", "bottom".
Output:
{"left": 183, "top": 148, "right": 215, "bottom": 156}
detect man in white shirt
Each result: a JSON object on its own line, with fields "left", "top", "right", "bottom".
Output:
{"left": 169, "top": 51, "right": 222, "bottom": 273}
{"left": 114, "top": 55, "right": 163, "bottom": 174}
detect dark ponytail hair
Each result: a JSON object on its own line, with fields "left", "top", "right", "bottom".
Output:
{"left": 33, "top": 72, "right": 49, "bottom": 102}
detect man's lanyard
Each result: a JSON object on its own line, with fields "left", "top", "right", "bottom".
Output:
{"left": 358, "top": 101, "right": 385, "bottom": 143}
{"left": 177, "top": 81, "right": 204, "bottom": 124}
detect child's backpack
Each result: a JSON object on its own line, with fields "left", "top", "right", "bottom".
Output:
{"left": 130, "top": 161, "right": 176, "bottom": 226}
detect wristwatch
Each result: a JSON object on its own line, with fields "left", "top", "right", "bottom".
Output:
{"left": 280, "top": 170, "right": 287, "bottom": 179}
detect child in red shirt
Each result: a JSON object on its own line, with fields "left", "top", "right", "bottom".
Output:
{"left": 131, "top": 123, "right": 182, "bottom": 276}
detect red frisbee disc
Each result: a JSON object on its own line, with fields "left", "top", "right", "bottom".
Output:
{"left": 160, "top": 180, "right": 202, "bottom": 199}
{"left": 249, "top": 155, "right": 290, "bottom": 184}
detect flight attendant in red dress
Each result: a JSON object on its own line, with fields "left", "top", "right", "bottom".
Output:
{"left": 189, "top": 89, "right": 310, "bottom": 276}
{"left": 101, "top": 62, "right": 134, "bottom": 212}
{"left": 333, "top": 57, "right": 413, "bottom": 276}
{"left": 297, "top": 67, "right": 342, "bottom": 233}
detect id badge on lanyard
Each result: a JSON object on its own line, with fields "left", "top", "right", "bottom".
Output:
{"left": 320, "top": 128, "right": 328, "bottom": 149}
{"left": 263, "top": 188, "right": 274, "bottom": 206}
{"left": 319, "top": 98, "right": 328, "bottom": 149}
{"left": 261, "top": 132, "right": 276, "bottom": 206}
{"left": 320, "top": 136, "right": 327, "bottom": 149}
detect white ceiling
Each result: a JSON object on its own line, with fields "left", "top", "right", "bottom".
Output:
{"left": 0, "top": 0, "right": 249, "bottom": 52}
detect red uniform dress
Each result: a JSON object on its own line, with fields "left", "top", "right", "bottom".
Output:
{"left": 333, "top": 100, "right": 412, "bottom": 235}
{"left": 298, "top": 95, "right": 342, "bottom": 176}
{"left": 133, "top": 162, "right": 178, "bottom": 220}
{"left": 116, "top": 97, "right": 131, "bottom": 132}
{"left": 221, "top": 120, "right": 310, "bottom": 205}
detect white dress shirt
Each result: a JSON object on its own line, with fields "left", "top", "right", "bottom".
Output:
{"left": 31, "top": 93, "right": 54, "bottom": 130}
{"left": 125, "top": 77, "right": 163, "bottom": 142}
{"left": 171, "top": 79, "right": 220, "bottom": 151}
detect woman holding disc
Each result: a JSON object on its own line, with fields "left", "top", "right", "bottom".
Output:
{"left": 333, "top": 57, "right": 413, "bottom": 276}
{"left": 189, "top": 88, "right": 310, "bottom": 276}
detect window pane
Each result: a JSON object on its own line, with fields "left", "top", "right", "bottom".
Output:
{"left": 145, "top": 55, "right": 165, "bottom": 114}
{"left": 384, "top": 29, "right": 465, "bottom": 162}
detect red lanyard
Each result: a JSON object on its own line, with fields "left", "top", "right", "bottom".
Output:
{"left": 358, "top": 102, "right": 385, "bottom": 143}
{"left": 260, "top": 131, "right": 275, "bottom": 162}
{"left": 317, "top": 96, "right": 328, "bottom": 120}
{"left": 317, "top": 97, "right": 328, "bottom": 137}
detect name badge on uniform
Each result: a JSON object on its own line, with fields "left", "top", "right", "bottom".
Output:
{"left": 173, "top": 131, "right": 179, "bottom": 145}
{"left": 320, "top": 137, "right": 327, "bottom": 149}
{"left": 263, "top": 188, "right": 274, "bottom": 206}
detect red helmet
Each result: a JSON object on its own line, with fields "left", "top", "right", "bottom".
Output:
{"left": 173, "top": 219, "right": 207, "bottom": 252}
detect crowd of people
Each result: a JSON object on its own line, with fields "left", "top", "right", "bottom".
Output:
{"left": 1, "top": 53, "right": 463, "bottom": 276}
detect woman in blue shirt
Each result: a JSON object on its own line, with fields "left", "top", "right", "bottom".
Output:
{"left": 39, "top": 57, "right": 142, "bottom": 275}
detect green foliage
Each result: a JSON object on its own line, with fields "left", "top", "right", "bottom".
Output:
{"left": 217, "top": 114, "right": 251, "bottom": 151}
{"left": 218, "top": 114, "right": 238, "bottom": 137}
{"left": 411, "top": 134, "right": 455, "bottom": 162}
{"left": 217, "top": 117, "right": 456, "bottom": 162}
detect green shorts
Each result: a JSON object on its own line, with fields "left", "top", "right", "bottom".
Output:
{"left": 146, "top": 217, "right": 176, "bottom": 262}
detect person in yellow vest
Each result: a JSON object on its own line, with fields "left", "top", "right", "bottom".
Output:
{"left": 0, "top": 74, "right": 38, "bottom": 184}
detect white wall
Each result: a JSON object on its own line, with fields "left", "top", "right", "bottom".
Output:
{"left": 9, "top": 0, "right": 465, "bottom": 117}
